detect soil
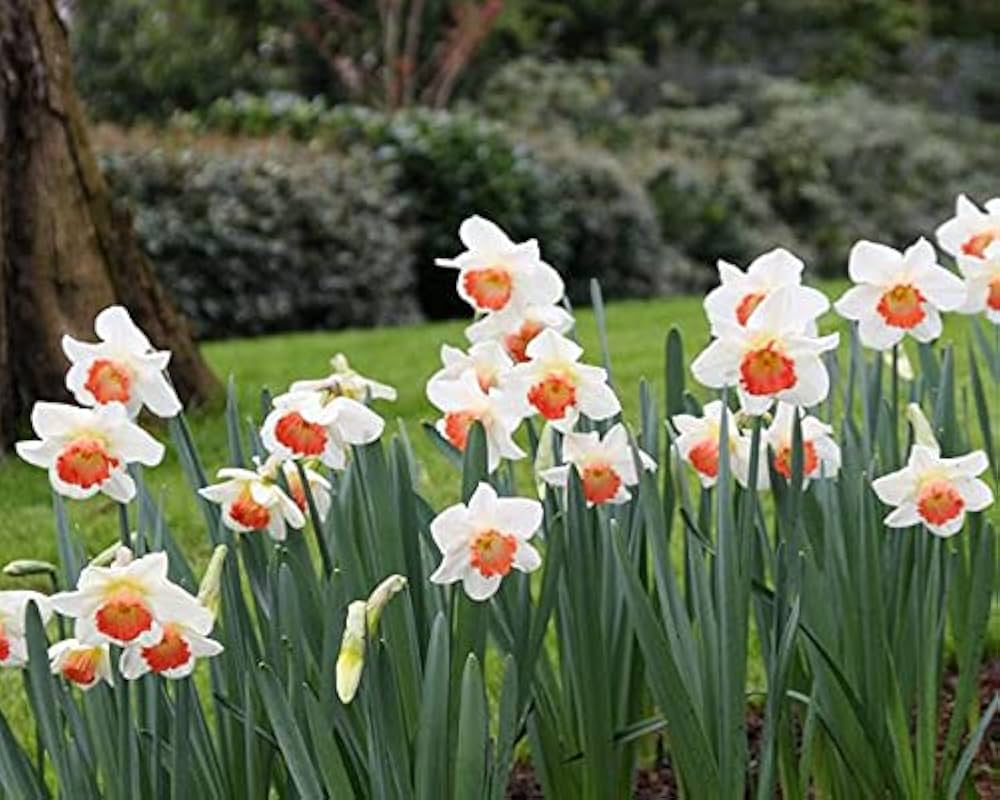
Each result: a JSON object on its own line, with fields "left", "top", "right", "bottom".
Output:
{"left": 507, "top": 660, "right": 999, "bottom": 799}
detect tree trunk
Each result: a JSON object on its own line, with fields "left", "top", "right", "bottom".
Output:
{"left": 0, "top": 0, "right": 219, "bottom": 447}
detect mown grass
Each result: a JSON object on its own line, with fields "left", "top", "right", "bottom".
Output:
{"left": 0, "top": 283, "right": 995, "bottom": 751}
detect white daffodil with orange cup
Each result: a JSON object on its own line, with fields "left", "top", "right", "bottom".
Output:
{"left": 48, "top": 640, "right": 114, "bottom": 691}
{"left": 426, "top": 370, "right": 526, "bottom": 471}
{"left": 436, "top": 215, "right": 564, "bottom": 315}
{"left": 429, "top": 341, "right": 514, "bottom": 392}
{"left": 260, "top": 388, "right": 385, "bottom": 470}
{"left": 465, "top": 302, "right": 574, "bottom": 363}
{"left": 429, "top": 482, "right": 543, "bottom": 601}
{"left": 0, "top": 591, "right": 52, "bottom": 668}
{"left": 834, "top": 238, "right": 966, "bottom": 349}
{"left": 704, "top": 248, "right": 829, "bottom": 332}
{"left": 692, "top": 285, "right": 839, "bottom": 416}
{"left": 49, "top": 549, "right": 212, "bottom": 650}
{"left": 539, "top": 423, "right": 656, "bottom": 506}
{"left": 278, "top": 458, "right": 332, "bottom": 521}
{"left": 670, "top": 400, "right": 766, "bottom": 490}
{"left": 199, "top": 461, "right": 306, "bottom": 541}
{"left": 62, "top": 305, "right": 182, "bottom": 418}
{"left": 508, "top": 328, "right": 620, "bottom": 430}
{"left": 762, "top": 402, "right": 840, "bottom": 486}
{"left": 15, "top": 401, "right": 165, "bottom": 503}
{"left": 872, "top": 445, "right": 993, "bottom": 538}
{"left": 935, "top": 195, "right": 1000, "bottom": 325}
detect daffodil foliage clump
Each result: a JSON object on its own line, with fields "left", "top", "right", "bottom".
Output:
{"left": 1, "top": 199, "right": 997, "bottom": 799}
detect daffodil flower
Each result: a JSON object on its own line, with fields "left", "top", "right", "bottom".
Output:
{"left": 692, "top": 286, "right": 839, "bottom": 416}
{"left": 50, "top": 548, "right": 211, "bottom": 649}
{"left": 540, "top": 423, "right": 656, "bottom": 506}
{"left": 279, "top": 459, "right": 332, "bottom": 521}
{"left": 289, "top": 354, "right": 397, "bottom": 402}
{"left": 762, "top": 402, "right": 840, "bottom": 486}
{"left": 935, "top": 195, "right": 1000, "bottom": 324}
{"left": 261, "top": 390, "right": 384, "bottom": 469}
{"left": 872, "top": 445, "right": 993, "bottom": 537}
{"left": 198, "top": 462, "right": 305, "bottom": 541}
{"left": 436, "top": 215, "right": 564, "bottom": 315}
{"left": 704, "top": 248, "right": 828, "bottom": 332}
{"left": 119, "top": 615, "right": 222, "bottom": 680}
{"left": 62, "top": 305, "right": 181, "bottom": 418}
{"left": 49, "top": 640, "right": 113, "bottom": 690}
{"left": 15, "top": 402, "right": 164, "bottom": 503}
{"left": 465, "top": 303, "right": 574, "bottom": 363}
{"left": 427, "top": 371, "right": 526, "bottom": 471}
{"left": 834, "top": 239, "right": 965, "bottom": 349}
{"left": 429, "top": 483, "right": 542, "bottom": 601}
{"left": 935, "top": 194, "right": 1000, "bottom": 262}
{"left": 670, "top": 400, "right": 765, "bottom": 490}
{"left": 0, "top": 592, "right": 52, "bottom": 668}
{"left": 430, "top": 341, "right": 514, "bottom": 392}
{"left": 509, "top": 328, "right": 620, "bottom": 428}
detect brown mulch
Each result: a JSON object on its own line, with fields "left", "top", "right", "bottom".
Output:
{"left": 507, "top": 660, "right": 999, "bottom": 799}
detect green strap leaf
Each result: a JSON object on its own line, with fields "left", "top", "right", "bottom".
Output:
{"left": 453, "top": 654, "right": 488, "bottom": 800}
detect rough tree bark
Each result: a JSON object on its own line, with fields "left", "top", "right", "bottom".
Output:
{"left": 0, "top": 0, "right": 219, "bottom": 447}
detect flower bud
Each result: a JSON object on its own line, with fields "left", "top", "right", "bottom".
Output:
{"left": 905, "top": 403, "right": 939, "bottom": 452}
{"left": 197, "top": 545, "right": 228, "bottom": 618}
{"left": 336, "top": 600, "right": 367, "bottom": 704}
{"left": 365, "top": 574, "right": 407, "bottom": 637}
{"left": 2, "top": 559, "right": 57, "bottom": 579}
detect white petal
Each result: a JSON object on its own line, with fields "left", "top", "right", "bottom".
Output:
{"left": 956, "top": 478, "right": 994, "bottom": 512}
{"left": 857, "top": 314, "right": 904, "bottom": 351}
{"left": 102, "top": 469, "right": 136, "bottom": 503}
{"left": 912, "top": 263, "right": 966, "bottom": 312}
{"left": 429, "top": 548, "right": 468, "bottom": 585}
{"left": 462, "top": 571, "right": 502, "bottom": 602}
{"left": 539, "top": 465, "right": 571, "bottom": 487}
{"left": 575, "top": 378, "right": 621, "bottom": 421}
{"left": 459, "top": 215, "right": 514, "bottom": 252}
{"left": 136, "top": 373, "right": 182, "bottom": 418}
{"left": 119, "top": 647, "right": 151, "bottom": 680}
{"left": 493, "top": 496, "right": 543, "bottom": 540}
{"left": 782, "top": 355, "right": 830, "bottom": 408}
{"left": 467, "top": 482, "right": 499, "bottom": 520}
{"left": 885, "top": 503, "right": 921, "bottom": 528}
{"left": 30, "top": 402, "right": 94, "bottom": 438}
{"left": 331, "top": 398, "right": 384, "bottom": 445}
{"left": 909, "top": 308, "right": 942, "bottom": 344}
{"left": 691, "top": 338, "right": 740, "bottom": 389}
{"left": 94, "top": 306, "right": 151, "bottom": 353}
{"left": 112, "top": 422, "right": 165, "bottom": 466}
{"left": 14, "top": 439, "right": 59, "bottom": 468}
{"left": 848, "top": 240, "right": 903, "bottom": 285}
{"left": 525, "top": 328, "right": 581, "bottom": 363}
{"left": 834, "top": 285, "right": 881, "bottom": 320}
{"left": 872, "top": 467, "right": 914, "bottom": 505}
{"left": 513, "top": 542, "right": 542, "bottom": 573}
{"left": 430, "top": 504, "right": 472, "bottom": 552}
{"left": 941, "top": 450, "right": 989, "bottom": 479}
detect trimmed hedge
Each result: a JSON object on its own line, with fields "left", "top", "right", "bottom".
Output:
{"left": 101, "top": 147, "right": 420, "bottom": 339}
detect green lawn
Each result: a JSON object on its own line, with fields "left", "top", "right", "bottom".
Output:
{"left": 0, "top": 282, "right": 990, "bottom": 586}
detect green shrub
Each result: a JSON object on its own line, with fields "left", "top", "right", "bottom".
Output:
{"left": 542, "top": 147, "right": 689, "bottom": 298}
{"left": 100, "top": 147, "right": 420, "bottom": 338}
{"left": 180, "top": 101, "right": 683, "bottom": 314}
